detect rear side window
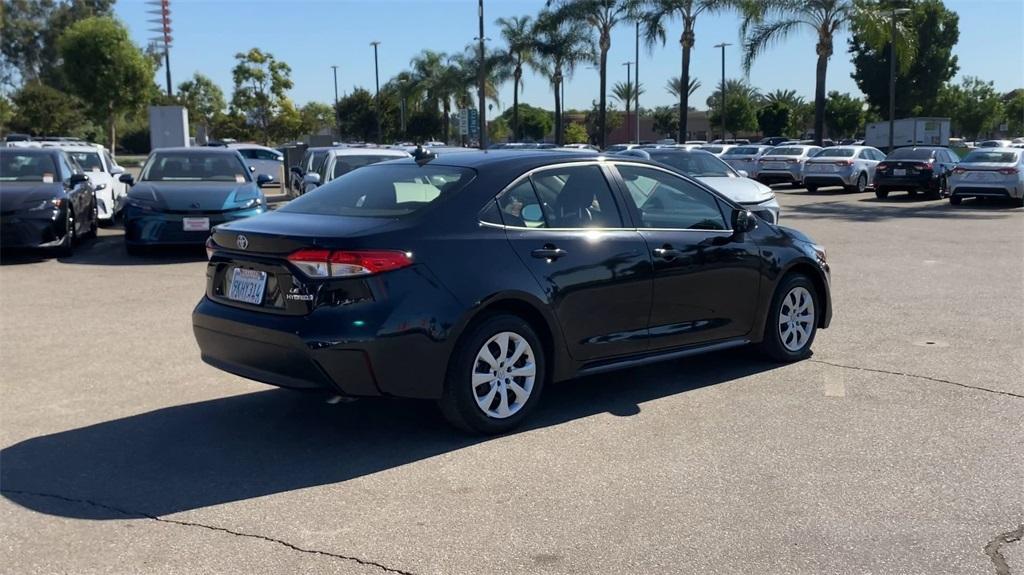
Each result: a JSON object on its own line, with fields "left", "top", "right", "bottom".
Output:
{"left": 495, "top": 180, "right": 547, "bottom": 228}
{"left": 280, "top": 164, "right": 475, "bottom": 217}
{"left": 529, "top": 164, "right": 623, "bottom": 228}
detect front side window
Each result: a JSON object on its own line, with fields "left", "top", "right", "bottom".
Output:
{"left": 616, "top": 164, "right": 727, "bottom": 231}
{"left": 529, "top": 164, "right": 622, "bottom": 228}
{"left": 141, "top": 153, "right": 250, "bottom": 182}
{"left": 67, "top": 151, "right": 104, "bottom": 172}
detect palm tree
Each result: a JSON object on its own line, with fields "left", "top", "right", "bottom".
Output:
{"left": 548, "top": 0, "right": 634, "bottom": 149}
{"left": 666, "top": 76, "right": 700, "bottom": 100}
{"left": 533, "top": 10, "right": 595, "bottom": 145}
{"left": 409, "top": 50, "right": 446, "bottom": 114}
{"left": 613, "top": 80, "right": 645, "bottom": 140}
{"left": 763, "top": 88, "right": 804, "bottom": 108}
{"left": 637, "top": 0, "right": 732, "bottom": 142}
{"left": 737, "top": 0, "right": 858, "bottom": 145}
{"left": 496, "top": 15, "right": 535, "bottom": 141}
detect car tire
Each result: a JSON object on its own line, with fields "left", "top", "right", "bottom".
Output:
{"left": 846, "top": 172, "right": 867, "bottom": 193}
{"left": 949, "top": 196, "right": 962, "bottom": 206}
{"left": 926, "top": 178, "right": 946, "bottom": 200}
{"left": 805, "top": 185, "right": 818, "bottom": 193}
{"left": 758, "top": 273, "right": 819, "bottom": 362}
{"left": 438, "top": 314, "right": 546, "bottom": 435}
{"left": 83, "top": 199, "right": 98, "bottom": 239}
{"left": 53, "top": 207, "right": 75, "bottom": 257}
{"left": 875, "top": 188, "right": 889, "bottom": 199}
{"left": 125, "top": 242, "right": 146, "bottom": 256}
{"left": 1014, "top": 197, "right": 1024, "bottom": 208}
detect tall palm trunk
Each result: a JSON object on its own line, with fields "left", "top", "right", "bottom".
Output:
{"left": 513, "top": 65, "right": 522, "bottom": 141}
{"left": 598, "top": 30, "right": 610, "bottom": 149}
{"left": 679, "top": 20, "right": 694, "bottom": 143}
{"left": 443, "top": 100, "right": 451, "bottom": 144}
{"left": 554, "top": 69, "right": 563, "bottom": 145}
{"left": 813, "top": 33, "right": 832, "bottom": 145}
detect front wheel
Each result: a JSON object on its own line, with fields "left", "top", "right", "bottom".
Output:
{"left": 438, "top": 315, "right": 546, "bottom": 435}
{"left": 758, "top": 274, "right": 819, "bottom": 362}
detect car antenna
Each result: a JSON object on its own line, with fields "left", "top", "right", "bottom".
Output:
{"left": 412, "top": 145, "right": 437, "bottom": 166}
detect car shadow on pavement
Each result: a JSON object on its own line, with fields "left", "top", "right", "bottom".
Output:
{"left": 1, "top": 350, "right": 779, "bottom": 520}
{"left": 1, "top": 232, "right": 207, "bottom": 266}
{"left": 784, "top": 199, "right": 1020, "bottom": 222}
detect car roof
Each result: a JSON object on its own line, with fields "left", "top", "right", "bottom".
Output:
{"left": 227, "top": 143, "right": 277, "bottom": 151}
{"left": 387, "top": 149, "right": 662, "bottom": 172}
{"left": 151, "top": 147, "right": 242, "bottom": 155}
{"left": 0, "top": 147, "right": 61, "bottom": 157}
{"left": 41, "top": 144, "right": 103, "bottom": 153}
{"left": 326, "top": 148, "right": 410, "bottom": 158}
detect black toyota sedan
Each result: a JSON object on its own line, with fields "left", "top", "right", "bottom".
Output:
{"left": 874, "top": 146, "right": 960, "bottom": 200}
{"left": 193, "top": 150, "right": 832, "bottom": 434}
{"left": 0, "top": 147, "right": 98, "bottom": 256}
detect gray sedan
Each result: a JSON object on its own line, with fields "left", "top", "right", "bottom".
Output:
{"left": 802, "top": 146, "right": 886, "bottom": 193}
{"left": 228, "top": 144, "right": 283, "bottom": 187}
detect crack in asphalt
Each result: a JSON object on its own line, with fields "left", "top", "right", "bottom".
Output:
{"left": 0, "top": 488, "right": 416, "bottom": 575}
{"left": 809, "top": 359, "right": 1024, "bottom": 400}
{"left": 985, "top": 525, "right": 1024, "bottom": 575}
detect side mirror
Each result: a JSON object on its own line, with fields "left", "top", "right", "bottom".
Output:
{"left": 69, "top": 173, "right": 90, "bottom": 186}
{"left": 248, "top": 165, "right": 256, "bottom": 173}
{"left": 110, "top": 165, "right": 125, "bottom": 175}
{"left": 732, "top": 209, "right": 757, "bottom": 233}
{"left": 303, "top": 173, "right": 321, "bottom": 186}
{"left": 256, "top": 174, "right": 274, "bottom": 186}
{"left": 737, "top": 170, "right": 749, "bottom": 178}
{"left": 119, "top": 173, "right": 135, "bottom": 185}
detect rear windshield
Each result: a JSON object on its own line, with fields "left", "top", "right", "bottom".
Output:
{"left": 141, "top": 152, "right": 250, "bottom": 182}
{"left": 887, "top": 148, "right": 936, "bottom": 160}
{"left": 0, "top": 151, "right": 57, "bottom": 181}
{"left": 67, "top": 151, "right": 104, "bottom": 172}
{"left": 698, "top": 146, "right": 724, "bottom": 154}
{"left": 651, "top": 152, "right": 734, "bottom": 177}
{"left": 281, "top": 164, "right": 475, "bottom": 217}
{"left": 814, "top": 148, "right": 856, "bottom": 158}
{"left": 724, "top": 146, "right": 760, "bottom": 155}
{"left": 331, "top": 155, "right": 402, "bottom": 179}
{"left": 962, "top": 150, "right": 1018, "bottom": 164}
{"left": 767, "top": 147, "right": 804, "bottom": 156}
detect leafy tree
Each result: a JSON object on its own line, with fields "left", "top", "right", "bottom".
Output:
{"left": 500, "top": 104, "right": 553, "bottom": 141}
{"left": 638, "top": 0, "right": 732, "bottom": 142}
{"left": 1003, "top": 90, "right": 1024, "bottom": 136}
{"left": 230, "top": 48, "right": 294, "bottom": 143}
{"left": 496, "top": 15, "right": 535, "bottom": 141}
{"left": 707, "top": 79, "right": 759, "bottom": 136}
{"left": 666, "top": 76, "right": 700, "bottom": 101}
{"left": 177, "top": 73, "right": 226, "bottom": 138}
{"left": 406, "top": 109, "right": 443, "bottom": 142}
{"left": 938, "top": 77, "right": 1004, "bottom": 139}
{"left": 757, "top": 102, "right": 791, "bottom": 137}
{"left": 564, "top": 122, "right": 589, "bottom": 143}
{"left": 58, "top": 17, "right": 155, "bottom": 153}
{"left": 824, "top": 91, "right": 864, "bottom": 138}
{"left": 533, "top": 10, "right": 595, "bottom": 144}
{"left": 1, "top": 0, "right": 114, "bottom": 85}
{"left": 651, "top": 105, "right": 679, "bottom": 137}
{"left": 584, "top": 100, "right": 622, "bottom": 143}
{"left": 0, "top": 94, "right": 13, "bottom": 130}
{"left": 489, "top": 116, "right": 511, "bottom": 142}
{"left": 299, "top": 102, "right": 336, "bottom": 136}
{"left": 548, "top": 0, "right": 633, "bottom": 149}
{"left": 849, "top": 0, "right": 959, "bottom": 117}
{"left": 211, "top": 111, "right": 252, "bottom": 141}
{"left": 7, "top": 81, "right": 87, "bottom": 136}
{"left": 335, "top": 88, "right": 380, "bottom": 142}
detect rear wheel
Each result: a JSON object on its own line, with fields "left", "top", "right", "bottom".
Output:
{"left": 438, "top": 314, "right": 546, "bottom": 435}
{"left": 805, "top": 185, "right": 818, "bottom": 193}
{"left": 758, "top": 274, "right": 819, "bottom": 362}
{"left": 949, "top": 196, "right": 962, "bottom": 206}
{"left": 1014, "top": 196, "right": 1024, "bottom": 208}
{"left": 875, "top": 188, "right": 889, "bottom": 199}
{"left": 846, "top": 172, "right": 867, "bottom": 193}
{"left": 926, "top": 177, "right": 946, "bottom": 200}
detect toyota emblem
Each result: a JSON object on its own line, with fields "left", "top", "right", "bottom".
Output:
{"left": 236, "top": 235, "right": 249, "bottom": 250}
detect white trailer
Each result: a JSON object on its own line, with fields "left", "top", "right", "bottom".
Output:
{"left": 148, "top": 106, "right": 190, "bottom": 150}
{"left": 865, "top": 117, "right": 951, "bottom": 150}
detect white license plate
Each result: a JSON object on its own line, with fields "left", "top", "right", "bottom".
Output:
{"left": 893, "top": 169, "right": 906, "bottom": 176}
{"left": 765, "top": 162, "right": 785, "bottom": 170}
{"left": 810, "top": 164, "right": 835, "bottom": 172}
{"left": 966, "top": 172, "right": 996, "bottom": 181}
{"left": 227, "top": 268, "right": 267, "bottom": 305}
{"left": 183, "top": 217, "right": 210, "bottom": 231}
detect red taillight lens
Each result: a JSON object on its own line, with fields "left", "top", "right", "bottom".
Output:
{"left": 786, "top": 158, "right": 798, "bottom": 164}
{"left": 952, "top": 167, "right": 967, "bottom": 175}
{"left": 205, "top": 236, "right": 216, "bottom": 261}
{"left": 287, "top": 249, "right": 413, "bottom": 278}
{"left": 997, "top": 167, "right": 1019, "bottom": 176}
{"left": 834, "top": 160, "right": 853, "bottom": 166}
{"left": 877, "top": 162, "right": 890, "bottom": 171}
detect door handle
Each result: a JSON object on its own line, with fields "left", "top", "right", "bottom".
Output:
{"left": 532, "top": 245, "right": 567, "bottom": 260}
{"left": 653, "top": 245, "right": 683, "bottom": 260}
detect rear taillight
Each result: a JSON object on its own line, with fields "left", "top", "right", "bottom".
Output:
{"left": 952, "top": 167, "right": 967, "bottom": 175}
{"left": 877, "top": 162, "right": 890, "bottom": 171}
{"left": 997, "top": 167, "right": 1019, "bottom": 175}
{"left": 287, "top": 249, "right": 413, "bottom": 278}
{"left": 833, "top": 160, "right": 853, "bottom": 166}
{"left": 205, "top": 236, "right": 216, "bottom": 260}
{"left": 786, "top": 158, "right": 798, "bottom": 164}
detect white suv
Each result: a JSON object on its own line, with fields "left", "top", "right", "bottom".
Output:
{"left": 45, "top": 143, "right": 127, "bottom": 224}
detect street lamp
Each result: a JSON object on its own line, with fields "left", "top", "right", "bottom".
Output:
{"left": 634, "top": 20, "right": 640, "bottom": 144}
{"left": 888, "top": 7, "right": 912, "bottom": 152}
{"left": 477, "top": 0, "right": 488, "bottom": 150}
{"left": 713, "top": 42, "right": 731, "bottom": 142}
{"left": 331, "top": 65, "right": 340, "bottom": 138}
{"left": 622, "top": 61, "right": 632, "bottom": 145}
{"left": 370, "top": 41, "right": 382, "bottom": 144}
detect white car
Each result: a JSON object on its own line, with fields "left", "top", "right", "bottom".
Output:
{"left": 948, "top": 147, "right": 1024, "bottom": 207}
{"left": 617, "top": 148, "right": 782, "bottom": 224}
{"left": 604, "top": 143, "right": 640, "bottom": 153}
{"left": 755, "top": 145, "right": 823, "bottom": 187}
{"left": 721, "top": 145, "right": 774, "bottom": 176}
{"left": 977, "top": 140, "right": 1013, "bottom": 148}
{"left": 227, "top": 143, "right": 283, "bottom": 187}
{"left": 302, "top": 148, "right": 412, "bottom": 193}
{"left": 697, "top": 144, "right": 735, "bottom": 157}
{"left": 802, "top": 145, "right": 886, "bottom": 193}
{"left": 45, "top": 143, "right": 127, "bottom": 223}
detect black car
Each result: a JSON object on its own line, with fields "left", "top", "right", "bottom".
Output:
{"left": 0, "top": 147, "right": 97, "bottom": 256}
{"left": 193, "top": 150, "right": 832, "bottom": 434}
{"left": 874, "top": 146, "right": 960, "bottom": 199}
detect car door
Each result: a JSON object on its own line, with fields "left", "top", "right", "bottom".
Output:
{"left": 498, "top": 163, "right": 653, "bottom": 361}
{"left": 609, "top": 162, "right": 763, "bottom": 350}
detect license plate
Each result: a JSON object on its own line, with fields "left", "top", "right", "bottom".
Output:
{"left": 183, "top": 217, "right": 210, "bottom": 231}
{"left": 766, "top": 162, "right": 785, "bottom": 170}
{"left": 894, "top": 169, "right": 906, "bottom": 176}
{"left": 966, "top": 172, "right": 995, "bottom": 181}
{"left": 227, "top": 268, "right": 267, "bottom": 305}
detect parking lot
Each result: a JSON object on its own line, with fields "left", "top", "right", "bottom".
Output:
{"left": 1, "top": 185, "right": 1022, "bottom": 574}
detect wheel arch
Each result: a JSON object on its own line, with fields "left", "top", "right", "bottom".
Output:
{"left": 780, "top": 260, "right": 831, "bottom": 329}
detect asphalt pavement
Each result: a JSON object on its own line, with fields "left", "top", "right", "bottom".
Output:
{"left": 1, "top": 184, "right": 1022, "bottom": 575}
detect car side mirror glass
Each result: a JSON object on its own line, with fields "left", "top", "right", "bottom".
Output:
{"left": 737, "top": 170, "right": 749, "bottom": 178}
{"left": 119, "top": 173, "right": 135, "bottom": 185}
{"left": 110, "top": 165, "right": 125, "bottom": 175}
{"left": 732, "top": 209, "right": 757, "bottom": 233}
{"left": 256, "top": 174, "right": 274, "bottom": 186}
{"left": 248, "top": 165, "right": 256, "bottom": 173}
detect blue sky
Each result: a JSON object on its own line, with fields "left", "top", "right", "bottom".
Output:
{"left": 116, "top": 0, "right": 1024, "bottom": 114}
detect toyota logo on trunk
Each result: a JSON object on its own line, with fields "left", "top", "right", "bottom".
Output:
{"left": 236, "top": 235, "right": 249, "bottom": 250}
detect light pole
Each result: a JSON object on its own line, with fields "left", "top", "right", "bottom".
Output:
{"left": 331, "top": 65, "right": 340, "bottom": 138}
{"left": 714, "top": 42, "right": 731, "bottom": 142}
{"left": 888, "top": 7, "right": 911, "bottom": 152}
{"left": 634, "top": 20, "right": 640, "bottom": 144}
{"left": 477, "top": 0, "right": 488, "bottom": 149}
{"left": 622, "top": 61, "right": 632, "bottom": 144}
{"left": 370, "top": 41, "right": 382, "bottom": 143}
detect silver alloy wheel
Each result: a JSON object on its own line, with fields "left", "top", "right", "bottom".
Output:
{"left": 778, "top": 286, "right": 815, "bottom": 352}
{"left": 472, "top": 331, "right": 536, "bottom": 419}
{"left": 857, "top": 172, "right": 867, "bottom": 193}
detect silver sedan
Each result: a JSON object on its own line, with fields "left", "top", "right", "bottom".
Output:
{"left": 802, "top": 145, "right": 886, "bottom": 193}
{"left": 755, "top": 145, "right": 823, "bottom": 186}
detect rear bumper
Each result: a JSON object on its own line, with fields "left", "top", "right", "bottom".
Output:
{"left": 124, "top": 207, "right": 266, "bottom": 245}
{"left": 950, "top": 183, "right": 1021, "bottom": 199}
{"left": 874, "top": 174, "right": 935, "bottom": 191}
{"left": 803, "top": 174, "right": 857, "bottom": 188}
{"left": 0, "top": 210, "right": 65, "bottom": 248}
{"left": 756, "top": 169, "right": 801, "bottom": 184}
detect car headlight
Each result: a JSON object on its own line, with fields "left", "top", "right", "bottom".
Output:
{"left": 125, "top": 198, "right": 157, "bottom": 212}
{"left": 25, "top": 198, "right": 62, "bottom": 211}
{"left": 809, "top": 243, "right": 827, "bottom": 263}
{"left": 237, "top": 197, "right": 262, "bottom": 209}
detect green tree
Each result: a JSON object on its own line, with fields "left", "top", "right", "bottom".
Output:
{"left": 0, "top": 95, "right": 12, "bottom": 130}
{"left": 938, "top": 77, "right": 1004, "bottom": 139}
{"left": 496, "top": 15, "right": 536, "bottom": 141}
{"left": 533, "top": 10, "right": 595, "bottom": 144}
{"left": 849, "top": 0, "right": 958, "bottom": 117}
{"left": 58, "top": 17, "right": 154, "bottom": 153}
{"left": 489, "top": 116, "right": 511, "bottom": 142}
{"left": 7, "top": 81, "right": 87, "bottom": 136}
{"left": 500, "top": 104, "right": 554, "bottom": 141}
{"left": 299, "top": 102, "right": 336, "bottom": 136}
{"left": 177, "top": 73, "right": 226, "bottom": 138}
{"left": 548, "top": 0, "right": 633, "bottom": 149}
{"left": 335, "top": 88, "right": 379, "bottom": 142}
{"left": 757, "top": 102, "right": 791, "bottom": 136}
{"left": 406, "top": 109, "right": 443, "bottom": 142}
{"left": 564, "top": 122, "right": 589, "bottom": 143}
{"left": 824, "top": 91, "right": 864, "bottom": 138}
{"left": 230, "top": 48, "right": 294, "bottom": 143}
{"left": 707, "top": 79, "right": 760, "bottom": 136}
{"left": 651, "top": 105, "right": 679, "bottom": 137}
{"left": 1003, "top": 89, "right": 1024, "bottom": 136}
{"left": 584, "top": 100, "right": 622, "bottom": 142}
{"left": 638, "top": 0, "right": 732, "bottom": 142}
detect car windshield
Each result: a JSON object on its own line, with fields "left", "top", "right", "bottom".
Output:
{"left": 281, "top": 164, "right": 475, "bottom": 217}
{"left": 0, "top": 151, "right": 57, "bottom": 182}
{"left": 724, "top": 146, "right": 760, "bottom": 156}
{"left": 605, "top": 145, "right": 630, "bottom": 152}
{"left": 141, "top": 152, "right": 250, "bottom": 182}
{"left": 814, "top": 148, "right": 856, "bottom": 158}
{"left": 67, "top": 151, "right": 104, "bottom": 172}
{"left": 768, "top": 147, "right": 804, "bottom": 156}
{"left": 699, "top": 146, "right": 723, "bottom": 154}
{"left": 332, "top": 155, "right": 402, "bottom": 179}
{"left": 962, "top": 151, "right": 1018, "bottom": 164}
{"left": 888, "top": 148, "right": 936, "bottom": 160}
{"left": 651, "top": 152, "right": 734, "bottom": 177}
